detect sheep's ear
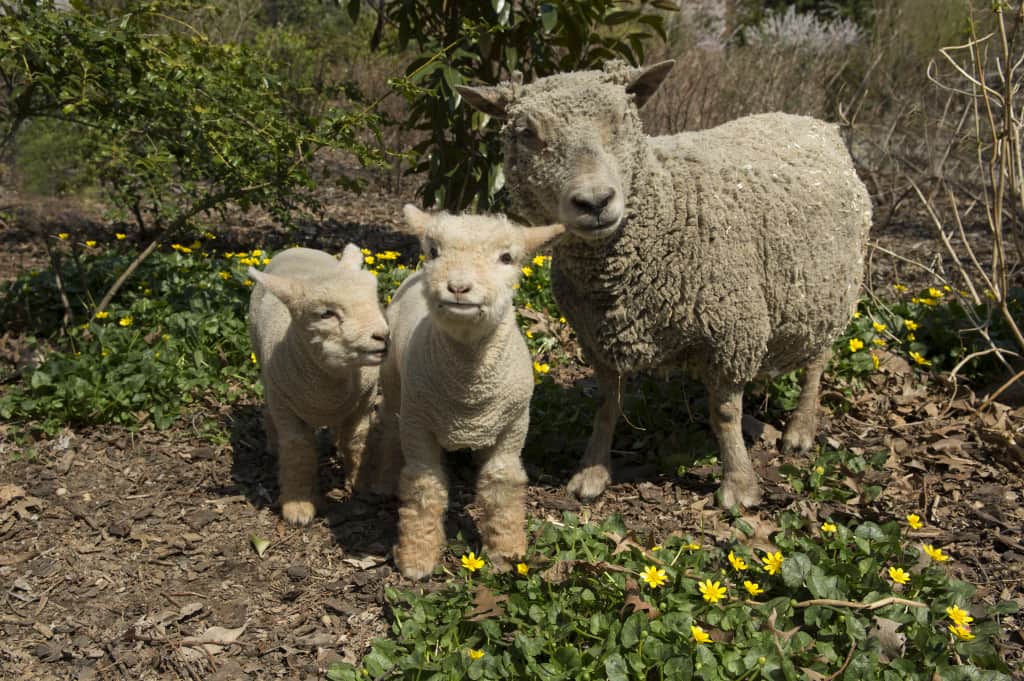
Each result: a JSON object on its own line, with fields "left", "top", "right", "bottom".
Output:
{"left": 339, "top": 243, "right": 363, "bottom": 271}
{"left": 625, "top": 60, "right": 674, "bottom": 108}
{"left": 521, "top": 224, "right": 566, "bottom": 254}
{"left": 455, "top": 84, "right": 511, "bottom": 120}
{"left": 248, "top": 267, "right": 303, "bottom": 309}
{"left": 401, "top": 203, "right": 433, "bottom": 238}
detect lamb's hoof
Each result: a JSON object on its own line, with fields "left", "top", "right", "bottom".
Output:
{"left": 281, "top": 500, "right": 317, "bottom": 526}
{"left": 484, "top": 536, "right": 526, "bottom": 573}
{"left": 567, "top": 465, "right": 611, "bottom": 502}
{"left": 781, "top": 427, "right": 814, "bottom": 454}
{"left": 394, "top": 549, "right": 435, "bottom": 580}
{"left": 717, "top": 474, "right": 762, "bottom": 509}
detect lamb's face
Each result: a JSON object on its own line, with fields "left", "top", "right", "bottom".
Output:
{"left": 504, "top": 81, "right": 639, "bottom": 241}
{"left": 295, "top": 271, "right": 389, "bottom": 369}
{"left": 418, "top": 215, "right": 526, "bottom": 338}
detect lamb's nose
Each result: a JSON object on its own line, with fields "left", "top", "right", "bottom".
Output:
{"left": 571, "top": 187, "right": 616, "bottom": 214}
{"left": 447, "top": 281, "right": 472, "bottom": 295}
{"left": 372, "top": 330, "right": 388, "bottom": 348}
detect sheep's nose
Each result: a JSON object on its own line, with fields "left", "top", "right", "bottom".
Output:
{"left": 447, "top": 281, "right": 472, "bottom": 295}
{"left": 570, "top": 186, "right": 616, "bottom": 215}
{"left": 372, "top": 330, "right": 388, "bottom": 347}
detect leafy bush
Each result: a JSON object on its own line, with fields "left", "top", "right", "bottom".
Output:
{"left": 326, "top": 510, "right": 1014, "bottom": 680}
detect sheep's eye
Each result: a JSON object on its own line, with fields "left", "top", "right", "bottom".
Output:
{"left": 428, "top": 245, "right": 439, "bottom": 259}
{"left": 320, "top": 309, "right": 337, "bottom": 320}
{"left": 499, "top": 252, "right": 513, "bottom": 265}
{"left": 514, "top": 117, "right": 545, "bottom": 150}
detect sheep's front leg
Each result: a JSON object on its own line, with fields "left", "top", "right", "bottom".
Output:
{"left": 269, "top": 404, "right": 320, "bottom": 526}
{"left": 781, "top": 348, "right": 830, "bottom": 453}
{"left": 334, "top": 397, "right": 372, "bottom": 493}
{"left": 567, "top": 367, "right": 620, "bottom": 502}
{"left": 476, "top": 427, "right": 529, "bottom": 572}
{"left": 394, "top": 423, "right": 447, "bottom": 580}
{"left": 708, "top": 383, "right": 762, "bottom": 509}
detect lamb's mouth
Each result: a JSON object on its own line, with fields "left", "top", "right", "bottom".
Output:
{"left": 439, "top": 301, "right": 483, "bottom": 317}
{"left": 359, "top": 348, "right": 387, "bottom": 365}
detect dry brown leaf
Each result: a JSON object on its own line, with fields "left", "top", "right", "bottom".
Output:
{"left": 620, "top": 577, "right": 661, "bottom": 620}
{"left": 180, "top": 624, "right": 246, "bottom": 660}
{"left": 466, "top": 585, "right": 508, "bottom": 622}
{"left": 870, "top": 616, "right": 906, "bottom": 662}
{"left": 0, "top": 484, "right": 26, "bottom": 507}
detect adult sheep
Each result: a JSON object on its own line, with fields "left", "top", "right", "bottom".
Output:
{"left": 457, "top": 60, "right": 871, "bottom": 508}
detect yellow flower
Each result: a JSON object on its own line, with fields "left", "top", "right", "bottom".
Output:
{"left": 727, "top": 550, "right": 748, "bottom": 571}
{"left": 361, "top": 248, "right": 371, "bottom": 255}
{"left": 922, "top": 544, "right": 950, "bottom": 562}
{"left": 848, "top": 338, "right": 864, "bottom": 353}
{"left": 250, "top": 352, "right": 258, "bottom": 365}
{"left": 893, "top": 283, "right": 907, "bottom": 292}
{"left": 118, "top": 316, "right": 133, "bottom": 327}
{"left": 94, "top": 311, "right": 110, "bottom": 320}
{"left": 821, "top": 522, "right": 838, "bottom": 534}
{"left": 190, "top": 240, "right": 201, "bottom": 249}
{"left": 948, "top": 624, "right": 975, "bottom": 641}
{"left": 872, "top": 321, "right": 886, "bottom": 332}
{"left": 525, "top": 330, "right": 533, "bottom": 339}
{"left": 461, "top": 552, "right": 485, "bottom": 572}
{"left": 516, "top": 563, "right": 529, "bottom": 576}
{"left": 872, "top": 338, "right": 886, "bottom": 347}
{"left": 814, "top": 465, "right": 825, "bottom": 475}
{"left": 743, "top": 580, "right": 765, "bottom": 597}
{"left": 533, "top": 361, "right": 550, "bottom": 374}
{"left": 467, "top": 649, "right": 485, "bottom": 660}
{"left": 946, "top": 605, "right": 974, "bottom": 628}
{"left": 397, "top": 264, "right": 407, "bottom": 271}
{"left": 906, "top": 513, "right": 923, "bottom": 530}
{"left": 85, "top": 240, "right": 97, "bottom": 248}
{"left": 909, "top": 351, "right": 931, "bottom": 367}
{"left": 203, "top": 231, "right": 216, "bottom": 239}
{"left": 521, "top": 266, "right": 535, "bottom": 278}
{"left": 219, "top": 271, "right": 231, "bottom": 280}
{"left": 364, "top": 255, "right": 375, "bottom": 264}
{"left": 243, "top": 279, "right": 253, "bottom": 287}
{"left": 650, "top": 545, "right": 662, "bottom": 552}
{"left": 685, "top": 542, "right": 701, "bottom": 551}
{"left": 852, "top": 311, "right": 862, "bottom": 318}
{"left": 640, "top": 565, "right": 668, "bottom": 589}
{"left": 532, "top": 254, "right": 548, "bottom": 266}
{"left": 690, "top": 625, "right": 712, "bottom": 645}
{"left": 887, "top": 566, "right": 910, "bottom": 585}
{"left": 698, "top": 579, "right": 727, "bottom": 603}
{"left": 761, "top": 551, "right": 784, "bottom": 575}
{"left": 262, "top": 258, "right": 270, "bottom": 265}
{"left": 928, "top": 287, "right": 943, "bottom": 298}
{"left": 871, "top": 353, "right": 880, "bottom": 370}
{"left": 115, "top": 233, "right": 126, "bottom": 240}
{"left": 904, "top": 319, "right": 919, "bottom": 331}
{"left": 558, "top": 316, "right": 567, "bottom": 324}
{"left": 251, "top": 249, "right": 263, "bottom": 257}
{"left": 57, "top": 232, "right": 69, "bottom": 240}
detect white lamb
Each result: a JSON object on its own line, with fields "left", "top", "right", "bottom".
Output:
{"left": 380, "top": 205, "right": 564, "bottom": 579}
{"left": 248, "top": 245, "right": 390, "bottom": 526}
{"left": 458, "top": 60, "right": 872, "bottom": 508}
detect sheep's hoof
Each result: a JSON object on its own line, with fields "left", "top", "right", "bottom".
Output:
{"left": 281, "top": 500, "right": 317, "bottom": 526}
{"left": 394, "top": 550, "right": 435, "bottom": 581}
{"left": 567, "top": 465, "right": 611, "bottom": 502}
{"left": 718, "top": 475, "right": 762, "bottom": 510}
{"left": 484, "top": 535, "right": 527, "bottom": 572}
{"left": 780, "top": 427, "right": 814, "bottom": 454}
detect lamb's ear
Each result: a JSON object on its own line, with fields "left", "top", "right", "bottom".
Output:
{"left": 339, "top": 243, "right": 363, "bottom": 271}
{"left": 521, "top": 223, "right": 566, "bottom": 254}
{"left": 625, "top": 60, "right": 674, "bottom": 108}
{"left": 401, "top": 203, "right": 432, "bottom": 239}
{"left": 248, "top": 267, "right": 303, "bottom": 309}
{"left": 455, "top": 84, "right": 512, "bottom": 120}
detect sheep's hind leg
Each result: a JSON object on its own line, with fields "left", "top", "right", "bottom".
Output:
{"left": 781, "top": 348, "right": 831, "bottom": 453}
{"left": 394, "top": 427, "right": 447, "bottom": 580}
{"left": 709, "top": 383, "right": 762, "bottom": 509}
{"left": 476, "top": 435, "right": 528, "bottom": 572}
{"left": 567, "top": 367, "right": 620, "bottom": 502}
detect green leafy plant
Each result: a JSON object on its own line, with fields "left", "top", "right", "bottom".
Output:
{"left": 326, "top": 513, "right": 1014, "bottom": 680}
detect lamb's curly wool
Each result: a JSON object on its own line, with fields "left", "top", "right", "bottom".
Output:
{"left": 380, "top": 205, "right": 563, "bottom": 579}
{"left": 458, "top": 60, "right": 872, "bottom": 508}
{"left": 248, "top": 245, "right": 390, "bottom": 526}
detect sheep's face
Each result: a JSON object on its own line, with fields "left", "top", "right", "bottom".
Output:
{"left": 293, "top": 271, "right": 389, "bottom": 369}
{"left": 456, "top": 61, "right": 673, "bottom": 241}
{"left": 401, "top": 206, "right": 565, "bottom": 343}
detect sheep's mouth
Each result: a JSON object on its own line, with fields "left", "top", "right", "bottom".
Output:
{"left": 568, "top": 217, "right": 622, "bottom": 240}
{"left": 438, "top": 301, "right": 483, "bottom": 318}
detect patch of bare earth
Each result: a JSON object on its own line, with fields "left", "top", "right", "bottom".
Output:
{"left": 0, "top": 192, "right": 1022, "bottom": 679}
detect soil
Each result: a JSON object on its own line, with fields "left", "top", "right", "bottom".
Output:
{"left": 1, "top": 187, "right": 1023, "bottom": 680}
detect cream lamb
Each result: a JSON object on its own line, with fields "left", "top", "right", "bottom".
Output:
{"left": 380, "top": 205, "right": 564, "bottom": 579}
{"left": 248, "top": 245, "right": 389, "bottom": 526}
{"left": 458, "top": 60, "right": 872, "bottom": 508}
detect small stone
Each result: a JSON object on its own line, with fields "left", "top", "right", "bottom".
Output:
{"left": 321, "top": 614, "right": 332, "bottom": 627}
{"left": 108, "top": 521, "right": 131, "bottom": 538}
{"left": 286, "top": 565, "right": 310, "bottom": 582}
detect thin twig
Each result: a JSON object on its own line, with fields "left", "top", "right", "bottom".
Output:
{"left": 96, "top": 239, "right": 159, "bottom": 314}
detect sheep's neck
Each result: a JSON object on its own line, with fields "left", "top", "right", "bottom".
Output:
{"left": 427, "top": 313, "right": 516, "bottom": 379}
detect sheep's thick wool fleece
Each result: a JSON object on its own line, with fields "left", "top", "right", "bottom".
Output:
{"left": 506, "top": 72, "right": 871, "bottom": 386}
{"left": 386, "top": 271, "right": 533, "bottom": 451}
{"left": 249, "top": 248, "right": 377, "bottom": 426}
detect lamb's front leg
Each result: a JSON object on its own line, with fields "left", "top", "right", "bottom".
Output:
{"left": 567, "top": 366, "right": 621, "bottom": 502}
{"left": 394, "top": 423, "right": 447, "bottom": 580}
{"left": 269, "top": 404, "right": 320, "bottom": 526}
{"left": 476, "top": 426, "right": 529, "bottom": 572}
{"left": 781, "top": 348, "right": 830, "bottom": 453}
{"left": 708, "top": 383, "right": 762, "bottom": 509}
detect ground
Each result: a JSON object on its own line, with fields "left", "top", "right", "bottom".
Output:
{"left": 0, "top": 188, "right": 1022, "bottom": 680}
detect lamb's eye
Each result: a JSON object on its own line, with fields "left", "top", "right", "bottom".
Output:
{"left": 320, "top": 309, "right": 337, "bottom": 320}
{"left": 428, "top": 245, "right": 439, "bottom": 259}
{"left": 499, "top": 252, "right": 513, "bottom": 265}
